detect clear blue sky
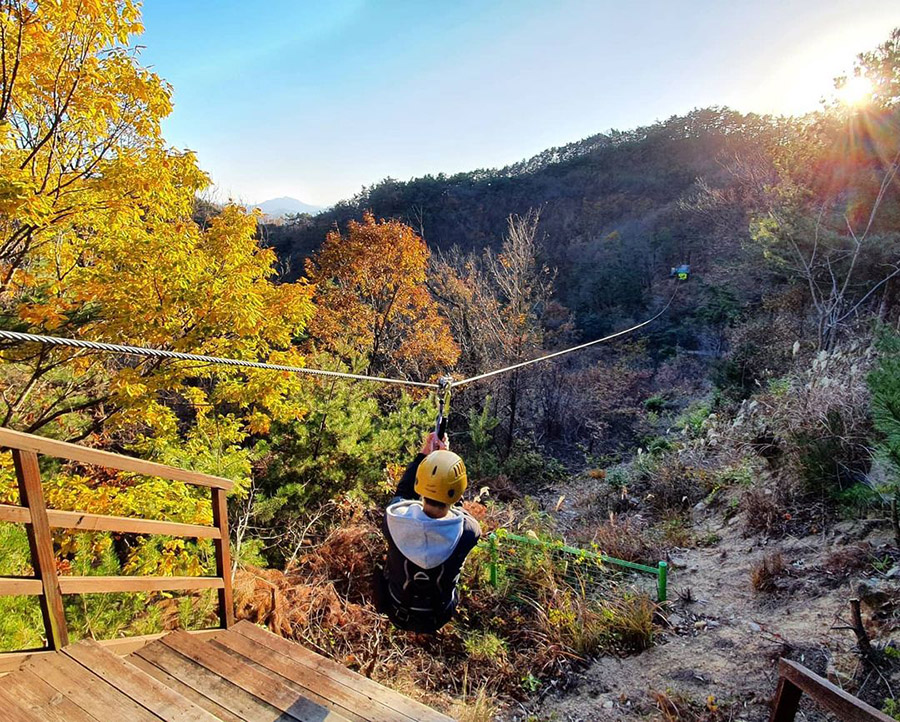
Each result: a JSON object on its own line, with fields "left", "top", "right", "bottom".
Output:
{"left": 139, "top": 0, "right": 900, "bottom": 207}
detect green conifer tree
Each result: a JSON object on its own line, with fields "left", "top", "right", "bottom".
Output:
{"left": 869, "top": 329, "right": 900, "bottom": 545}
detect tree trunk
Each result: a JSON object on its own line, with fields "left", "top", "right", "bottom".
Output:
{"left": 850, "top": 598, "right": 875, "bottom": 661}
{"left": 505, "top": 371, "right": 518, "bottom": 459}
{"left": 892, "top": 493, "right": 900, "bottom": 548}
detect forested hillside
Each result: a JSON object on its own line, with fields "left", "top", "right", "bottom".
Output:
{"left": 3, "top": 2, "right": 900, "bottom": 719}
{"left": 266, "top": 108, "right": 773, "bottom": 339}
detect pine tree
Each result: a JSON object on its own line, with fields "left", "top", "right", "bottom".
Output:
{"left": 869, "top": 329, "right": 900, "bottom": 545}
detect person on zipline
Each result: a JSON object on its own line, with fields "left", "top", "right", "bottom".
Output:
{"left": 377, "top": 431, "right": 481, "bottom": 633}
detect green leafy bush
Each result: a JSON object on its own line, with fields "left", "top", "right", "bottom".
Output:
{"left": 870, "top": 331, "right": 900, "bottom": 479}
{"left": 502, "top": 439, "right": 566, "bottom": 487}
{"left": 677, "top": 401, "right": 711, "bottom": 439}
{"left": 643, "top": 394, "right": 668, "bottom": 413}
{"left": 464, "top": 630, "right": 508, "bottom": 663}
{"left": 869, "top": 329, "right": 900, "bottom": 540}
{"left": 466, "top": 398, "right": 501, "bottom": 479}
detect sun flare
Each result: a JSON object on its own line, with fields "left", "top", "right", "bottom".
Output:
{"left": 836, "top": 74, "right": 873, "bottom": 106}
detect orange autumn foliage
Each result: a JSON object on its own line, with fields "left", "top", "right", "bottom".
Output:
{"left": 305, "top": 212, "right": 458, "bottom": 380}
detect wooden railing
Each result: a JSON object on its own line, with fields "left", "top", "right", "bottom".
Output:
{"left": 770, "top": 658, "right": 893, "bottom": 721}
{"left": 0, "top": 427, "right": 234, "bottom": 653}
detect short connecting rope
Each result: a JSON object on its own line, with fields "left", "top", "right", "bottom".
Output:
{"left": 450, "top": 288, "right": 678, "bottom": 388}
{"left": 0, "top": 330, "right": 439, "bottom": 390}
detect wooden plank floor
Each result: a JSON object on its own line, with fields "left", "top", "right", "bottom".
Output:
{"left": 0, "top": 621, "right": 456, "bottom": 722}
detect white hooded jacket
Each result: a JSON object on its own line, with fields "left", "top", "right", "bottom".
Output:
{"left": 384, "top": 500, "right": 465, "bottom": 570}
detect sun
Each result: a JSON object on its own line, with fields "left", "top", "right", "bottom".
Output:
{"left": 836, "top": 74, "right": 873, "bottom": 106}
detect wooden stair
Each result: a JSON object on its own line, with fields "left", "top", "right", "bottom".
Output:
{"left": 1, "top": 620, "right": 454, "bottom": 722}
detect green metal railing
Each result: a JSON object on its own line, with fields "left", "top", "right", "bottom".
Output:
{"left": 483, "top": 530, "right": 668, "bottom": 602}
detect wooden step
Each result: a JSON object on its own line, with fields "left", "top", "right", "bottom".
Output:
{"left": 134, "top": 640, "right": 285, "bottom": 721}
{"left": 230, "top": 620, "right": 455, "bottom": 722}
{"left": 128, "top": 650, "right": 246, "bottom": 722}
{"left": 3, "top": 625, "right": 455, "bottom": 721}
{"left": 22, "top": 652, "right": 159, "bottom": 722}
{"left": 1, "top": 666, "right": 101, "bottom": 722}
{"left": 0, "top": 686, "right": 41, "bottom": 722}
{"left": 63, "top": 638, "right": 217, "bottom": 722}
{"left": 158, "top": 630, "right": 350, "bottom": 722}
{"left": 211, "top": 630, "right": 397, "bottom": 722}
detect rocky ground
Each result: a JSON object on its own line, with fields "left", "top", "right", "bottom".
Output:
{"left": 528, "top": 499, "right": 900, "bottom": 721}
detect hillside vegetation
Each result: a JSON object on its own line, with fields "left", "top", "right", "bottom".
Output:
{"left": 1, "top": 2, "right": 900, "bottom": 719}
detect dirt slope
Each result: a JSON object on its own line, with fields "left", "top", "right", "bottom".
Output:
{"left": 531, "top": 511, "right": 898, "bottom": 721}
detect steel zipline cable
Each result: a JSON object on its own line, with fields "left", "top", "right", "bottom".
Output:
{"left": 0, "top": 330, "right": 439, "bottom": 389}
{"left": 0, "top": 287, "right": 677, "bottom": 391}
{"left": 449, "top": 287, "right": 679, "bottom": 388}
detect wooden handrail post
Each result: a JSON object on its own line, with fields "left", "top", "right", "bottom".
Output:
{"left": 770, "top": 658, "right": 894, "bottom": 722}
{"left": 211, "top": 487, "right": 234, "bottom": 628}
{"left": 11, "top": 450, "right": 68, "bottom": 649}
{"left": 770, "top": 676, "right": 801, "bottom": 722}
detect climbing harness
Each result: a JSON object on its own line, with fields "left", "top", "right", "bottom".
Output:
{"left": 0, "top": 285, "right": 681, "bottom": 392}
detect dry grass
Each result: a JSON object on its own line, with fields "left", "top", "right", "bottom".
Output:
{"left": 657, "top": 515, "right": 695, "bottom": 547}
{"left": 741, "top": 488, "right": 787, "bottom": 536}
{"left": 652, "top": 689, "right": 731, "bottom": 721}
{"left": 581, "top": 515, "right": 664, "bottom": 566}
{"left": 450, "top": 679, "right": 502, "bottom": 722}
{"left": 637, "top": 458, "right": 715, "bottom": 515}
{"left": 653, "top": 689, "right": 691, "bottom": 721}
{"left": 233, "top": 499, "right": 659, "bottom": 713}
{"left": 603, "top": 594, "right": 657, "bottom": 652}
{"left": 715, "top": 345, "right": 875, "bottom": 498}
{"left": 823, "top": 542, "right": 876, "bottom": 577}
{"left": 750, "top": 552, "right": 786, "bottom": 593}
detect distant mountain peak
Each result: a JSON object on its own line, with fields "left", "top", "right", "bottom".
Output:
{"left": 249, "top": 196, "right": 324, "bottom": 218}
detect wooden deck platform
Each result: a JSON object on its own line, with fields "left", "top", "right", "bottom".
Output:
{"left": 0, "top": 620, "right": 454, "bottom": 722}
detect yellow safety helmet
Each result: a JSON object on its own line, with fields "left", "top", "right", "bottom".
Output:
{"left": 415, "top": 450, "right": 468, "bottom": 505}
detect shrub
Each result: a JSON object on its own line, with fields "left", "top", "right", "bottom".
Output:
{"left": 645, "top": 435, "right": 674, "bottom": 455}
{"left": 713, "top": 458, "right": 758, "bottom": 487}
{"left": 742, "top": 488, "right": 787, "bottom": 536}
{"left": 714, "top": 298, "right": 799, "bottom": 399}
{"left": 644, "top": 394, "right": 668, "bottom": 413}
{"left": 585, "top": 516, "right": 663, "bottom": 565}
{"left": 869, "top": 329, "right": 900, "bottom": 543}
{"left": 677, "top": 401, "right": 712, "bottom": 439}
{"left": 502, "top": 439, "right": 566, "bottom": 487}
{"left": 464, "top": 630, "right": 508, "bottom": 663}
{"left": 466, "top": 398, "right": 501, "bottom": 479}
{"left": 835, "top": 483, "right": 881, "bottom": 516}
{"left": 823, "top": 542, "right": 875, "bottom": 577}
{"left": 606, "top": 466, "right": 630, "bottom": 489}
{"left": 750, "top": 552, "right": 786, "bottom": 592}
{"left": 657, "top": 516, "right": 694, "bottom": 547}
{"left": 785, "top": 349, "right": 872, "bottom": 497}
{"left": 726, "top": 345, "right": 875, "bottom": 500}
{"left": 883, "top": 699, "right": 900, "bottom": 721}
{"left": 632, "top": 454, "right": 714, "bottom": 515}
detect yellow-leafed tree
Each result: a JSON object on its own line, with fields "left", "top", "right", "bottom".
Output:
{"left": 0, "top": 0, "right": 314, "bottom": 458}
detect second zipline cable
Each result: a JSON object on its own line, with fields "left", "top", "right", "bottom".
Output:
{"left": 449, "top": 287, "right": 678, "bottom": 388}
